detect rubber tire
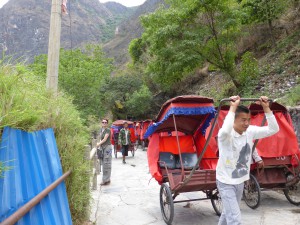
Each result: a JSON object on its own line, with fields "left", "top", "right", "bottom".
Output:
{"left": 114, "top": 145, "right": 117, "bottom": 158}
{"left": 210, "top": 189, "right": 222, "bottom": 216}
{"left": 243, "top": 174, "right": 261, "bottom": 209}
{"left": 284, "top": 179, "right": 300, "bottom": 206}
{"left": 160, "top": 183, "right": 174, "bottom": 225}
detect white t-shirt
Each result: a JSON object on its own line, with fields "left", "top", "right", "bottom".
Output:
{"left": 216, "top": 111, "right": 279, "bottom": 185}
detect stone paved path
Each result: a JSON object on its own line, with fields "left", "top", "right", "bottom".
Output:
{"left": 89, "top": 147, "right": 300, "bottom": 225}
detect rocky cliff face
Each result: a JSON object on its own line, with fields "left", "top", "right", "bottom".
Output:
{"left": 0, "top": 0, "right": 134, "bottom": 62}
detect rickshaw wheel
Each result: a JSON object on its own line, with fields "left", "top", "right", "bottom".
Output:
{"left": 142, "top": 141, "right": 146, "bottom": 151}
{"left": 243, "top": 174, "right": 261, "bottom": 209}
{"left": 284, "top": 174, "right": 300, "bottom": 205}
{"left": 114, "top": 145, "right": 117, "bottom": 158}
{"left": 210, "top": 189, "right": 222, "bottom": 216}
{"left": 160, "top": 183, "right": 174, "bottom": 225}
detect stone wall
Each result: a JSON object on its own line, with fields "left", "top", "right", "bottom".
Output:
{"left": 289, "top": 106, "right": 300, "bottom": 148}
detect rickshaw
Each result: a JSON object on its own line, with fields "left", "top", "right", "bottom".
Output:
{"left": 145, "top": 96, "right": 223, "bottom": 225}
{"left": 110, "top": 120, "right": 137, "bottom": 158}
{"left": 140, "top": 119, "right": 152, "bottom": 151}
{"left": 207, "top": 100, "right": 300, "bottom": 209}
{"left": 242, "top": 102, "right": 300, "bottom": 209}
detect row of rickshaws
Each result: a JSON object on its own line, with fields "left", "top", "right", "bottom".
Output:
{"left": 142, "top": 95, "right": 300, "bottom": 225}
{"left": 110, "top": 119, "right": 152, "bottom": 158}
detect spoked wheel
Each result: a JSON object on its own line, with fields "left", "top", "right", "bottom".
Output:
{"left": 160, "top": 183, "right": 174, "bottom": 225}
{"left": 243, "top": 174, "right": 261, "bottom": 209}
{"left": 114, "top": 145, "right": 117, "bottom": 158}
{"left": 210, "top": 189, "right": 222, "bottom": 216}
{"left": 134, "top": 142, "right": 138, "bottom": 151}
{"left": 284, "top": 174, "right": 300, "bottom": 205}
{"left": 142, "top": 140, "right": 146, "bottom": 151}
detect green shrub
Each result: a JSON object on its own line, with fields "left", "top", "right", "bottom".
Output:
{"left": 279, "top": 84, "right": 300, "bottom": 106}
{"left": 0, "top": 62, "right": 90, "bottom": 224}
{"left": 239, "top": 51, "right": 259, "bottom": 86}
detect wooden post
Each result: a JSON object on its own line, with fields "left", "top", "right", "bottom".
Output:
{"left": 46, "top": 0, "right": 62, "bottom": 94}
{"left": 92, "top": 139, "right": 98, "bottom": 190}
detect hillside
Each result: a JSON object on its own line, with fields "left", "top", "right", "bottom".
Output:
{"left": 103, "top": 0, "right": 164, "bottom": 66}
{"left": 173, "top": 27, "right": 300, "bottom": 105}
{"left": 0, "top": 0, "right": 135, "bottom": 62}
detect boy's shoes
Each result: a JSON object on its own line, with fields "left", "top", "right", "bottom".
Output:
{"left": 122, "top": 160, "right": 126, "bottom": 164}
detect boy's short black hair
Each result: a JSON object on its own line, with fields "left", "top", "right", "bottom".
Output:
{"left": 235, "top": 105, "right": 250, "bottom": 118}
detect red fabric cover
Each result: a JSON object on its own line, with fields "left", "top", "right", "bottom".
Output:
{"left": 195, "top": 133, "right": 218, "bottom": 169}
{"left": 110, "top": 128, "right": 115, "bottom": 145}
{"left": 205, "top": 109, "right": 228, "bottom": 154}
{"left": 251, "top": 112, "right": 299, "bottom": 158}
{"left": 140, "top": 121, "right": 152, "bottom": 140}
{"left": 147, "top": 133, "right": 163, "bottom": 183}
{"left": 158, "top": 135, "right": 196, "bottom": 154}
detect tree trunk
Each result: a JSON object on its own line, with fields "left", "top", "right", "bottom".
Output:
{"left": 268, "top": 19, "right": 276, "bottom": 47}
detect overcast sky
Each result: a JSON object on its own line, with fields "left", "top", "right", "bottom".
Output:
{"left": 0, "top": 0, "right": 147, "bottom": 8}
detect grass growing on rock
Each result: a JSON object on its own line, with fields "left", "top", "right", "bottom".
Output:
{"left": 0, "top": 62, "right": 90, "bottom": 224}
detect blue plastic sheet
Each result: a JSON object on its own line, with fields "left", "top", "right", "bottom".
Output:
{"left": 0, "top": 127, "right": 72, "bottom": 225}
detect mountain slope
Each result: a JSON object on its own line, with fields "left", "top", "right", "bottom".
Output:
{"left": 0, "top": 0, "right": 134, "bottom": 62}
{"left": 103, "top": 0, "right": 165, "bottom": 66}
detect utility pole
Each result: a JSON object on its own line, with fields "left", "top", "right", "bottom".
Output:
{"left": 46, "top": 0, "right": 62, "bottom": 95}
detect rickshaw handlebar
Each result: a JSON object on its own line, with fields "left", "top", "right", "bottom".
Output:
{"left": 220, "top": 98, "right": 273, "bottom": 104}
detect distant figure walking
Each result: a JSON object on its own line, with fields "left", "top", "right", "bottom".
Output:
{"left": 96, "top": 118, "right": 112, "bottom": 185}
{"left": 118, "top": 121, "right": 131, "bottom": 164}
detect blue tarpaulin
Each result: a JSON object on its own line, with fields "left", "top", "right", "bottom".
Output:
{"left": 0, "top": 127, "right": 72, "bottom": 225}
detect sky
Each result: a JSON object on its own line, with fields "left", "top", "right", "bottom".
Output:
{"left": 0, "top": 0, "right": 147, "bottom": 8}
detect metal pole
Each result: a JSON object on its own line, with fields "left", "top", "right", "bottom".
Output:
{"left": 172, "top": 114, "right": 185, "bottom": 181}
{"left": 0, "top": 170, "right": 72, "bottom": 225}
{"left": 46, "top": 0, "right": 62, "bottom": 95}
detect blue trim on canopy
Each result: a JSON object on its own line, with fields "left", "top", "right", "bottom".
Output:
{"left": 144, "top": 106, "right": 216, "bottom": 138}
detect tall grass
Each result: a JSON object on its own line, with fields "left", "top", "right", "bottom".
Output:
{"left": 0, "top": 62, "right": 90, "bottom": 224}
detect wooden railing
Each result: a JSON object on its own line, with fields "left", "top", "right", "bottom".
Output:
{"left": 86, "top": 138, "right": 101, "bottom": 190}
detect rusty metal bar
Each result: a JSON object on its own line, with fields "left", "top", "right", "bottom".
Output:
{"left": 172, "top": 114, "right": 185, "bottom": 181}
{"left": 0, "top": 170, "right": 72, "bottom": 225}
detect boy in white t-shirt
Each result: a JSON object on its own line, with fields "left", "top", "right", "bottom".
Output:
{"left": 216, "top": 96, "right": 279, "bottom": 225}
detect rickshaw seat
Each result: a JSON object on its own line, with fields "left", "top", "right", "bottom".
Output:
{"left": 159, "top": 152, "right": 176, "bottom": 169}
{"left": 175, "top": 153, "right": 199, "bottom": 170}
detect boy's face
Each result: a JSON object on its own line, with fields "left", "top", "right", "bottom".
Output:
{"left": 234, "top": 112, "right": 251, "bottom": 134}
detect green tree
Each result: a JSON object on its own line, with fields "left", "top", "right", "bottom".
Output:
{"left": 130, "top": 0, "right": 243, "bottom": 89}
{"left": 99, "top": 72, "right": 144, "bottom": 119}
{"left": 30, "top": 45, "right": 114, "bottom": 120}
{"left": 125, "top": 85, "right": 153, "bottom": 119}
{"left": 237, "top": 0, "right": 288, "bottom": 46}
